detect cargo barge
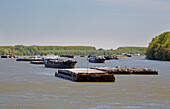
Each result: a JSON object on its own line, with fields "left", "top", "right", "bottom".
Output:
{"left": 91, "top": 66, "right": 158, "bottom": 75}
{"left": 45, "top": 59, "right": 77, "bottom": 68}
{"left": 55, "top": 69, "right": 115, "bottom": 82}
{"left": 104, "top": 55, "right": 119, "bottom": 60}
{"left": 1, "top": 54, "right": 18, "bottom": 58}
{"left": 16, "top": 56, "right": 42, "bottom": 61}
{"left": 88, "top": 56, "right": 105, "bottom": 63}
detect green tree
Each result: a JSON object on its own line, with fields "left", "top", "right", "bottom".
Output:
{"left": 146, "top": 31, "right": 170, "bottom": 61}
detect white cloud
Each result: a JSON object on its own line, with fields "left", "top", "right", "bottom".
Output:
{"left": 96, "top": 0, "right": 170, "bottom": 11}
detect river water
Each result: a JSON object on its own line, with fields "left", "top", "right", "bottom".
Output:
{"left": 0, "top": 56, "right": 169, "bottom": 109}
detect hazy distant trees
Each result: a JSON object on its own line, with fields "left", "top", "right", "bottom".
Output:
{"left": 0, "top": 45, "right": 147, "bottom": 56}
{"left": 146, "top": 32, "right": 170, "bottom": 61}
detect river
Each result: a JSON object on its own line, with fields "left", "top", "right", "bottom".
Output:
{"left": 0, "top": 56, "right": 169, "bottom": 109}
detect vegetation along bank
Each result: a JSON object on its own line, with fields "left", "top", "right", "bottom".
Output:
{"left": 146, "top": 31, "right": 170, "bottom": 61}
{"left": 0, "top": 45, "right": 146, "bottom": 56}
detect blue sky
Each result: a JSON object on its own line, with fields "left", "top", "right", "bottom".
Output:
{"left": 0, "top": 0, "right": 170, "bottom": 49}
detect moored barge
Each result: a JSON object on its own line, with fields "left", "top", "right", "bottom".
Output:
{"left": 88, "top": 56, "right": 105, "bottom": 63}
{"left": 91, "top": 66, "right": 158, "bottom": 75}
{"left": 1, "top": 54, "right": 18, "bottom": 58}
{"left": 104, "top": 55, "right": 119, "bottom": 60}
{"left": 55, "top": 69, "right": 115, "bottom": 82}
{"left": 16, "top": 56, "right": 42, "bottom": 61}
{"left": 45, "top": 59, "right": 77, "bottom": 68}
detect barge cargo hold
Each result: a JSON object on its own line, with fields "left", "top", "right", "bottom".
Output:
{"left": 117, "top": 55, "right": 128, "bottom": 58}
{"left": 55, "top": 69, "right": 115, "bottom": 82}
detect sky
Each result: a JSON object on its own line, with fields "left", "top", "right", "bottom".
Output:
{"left": 0, "top": 0, "right": 170, "bottom": 49}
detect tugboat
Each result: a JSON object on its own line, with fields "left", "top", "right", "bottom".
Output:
{"left": 88, "top": 56, "right": 105, "bottom": 63}
{"left": 44, "top": 59, "right": 77, "bottom": 68}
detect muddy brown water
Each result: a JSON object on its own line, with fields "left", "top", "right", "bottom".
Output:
{"left": 0, "top": 56, "right": 170, "bottom": 109}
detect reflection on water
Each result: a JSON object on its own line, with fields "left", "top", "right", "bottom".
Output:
{"left": 0, "top": 56, "right": 170, "bottom": 109}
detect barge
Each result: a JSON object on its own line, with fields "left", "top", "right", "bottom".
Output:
{"left": 89, "top": 56, "right": 105, "bottom": 63}
{"left": 91, "top": 66, "right": 158, "bottom": 75}
{"left": 16, "top": 56, "right": 42, "bottom": 61}
{"left": 55, "top": 69, "right": 115, "bottom": 82}
{"left": 104, "top": 55, "right": 119, "bottom": 60}
{"left": 1, "top": 55, "right": 10, "bottom": 58}
{"left": 45, "top": 59, "right": 77, "bottom": 68}
{"left": 1, "top": 54, "right": 18, "bottom": 58}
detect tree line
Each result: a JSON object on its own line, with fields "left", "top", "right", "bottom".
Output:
{"left": 146, "top": 31, "right": 170, "bottom": 61}
{"left": 0, "top": 45, "right": 146, "bottom": 56}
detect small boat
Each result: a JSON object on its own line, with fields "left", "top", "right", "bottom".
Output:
{"left": 55, "top": 69, "right": 115, "bottom": 82}
{"left": 44, "top": 59, "right": 77, "bottom": 68}
{"left": 89, "top": 56, "right": 105, "bottom": 63}
{"left": 16, "top": 56, "right": 42, "bottom": 61}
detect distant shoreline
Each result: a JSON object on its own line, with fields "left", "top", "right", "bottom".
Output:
{"left": 0, "top": 45, "right": 147, "bottom": 56}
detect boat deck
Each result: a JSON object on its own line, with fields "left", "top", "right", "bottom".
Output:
{"left": 91, "top": 66, "right": 158, "bottom": 75}
{"left": 62, "top": 69, "right": 107, "bottom": 74}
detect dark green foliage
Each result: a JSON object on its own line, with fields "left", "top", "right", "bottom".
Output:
{"left": 0, "top": 45, "right": 146, "bottom": 56}
{"left": 146, "top": 32, "right": 170, "bottom": 61}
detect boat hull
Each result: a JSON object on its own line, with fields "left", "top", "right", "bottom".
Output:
{"left": 104, "top": 56, "right": 119, "bottom": 60}
{"left": 55, "top": 69, "right": 115, "bottom": 82}
{"left": 16, "top": 58, "right": 42, "bottom": 61}
{"left": 45, "top": 62, "right": 77, "bottom": 68}
{"left": 30, "top": 61, "right": 44, "bottom": 64}
{"left": 1, "top": 56, "right": 10, "bottom": 58}
{"left": 74, "top": 75, "right": 115, "bottom": 82}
